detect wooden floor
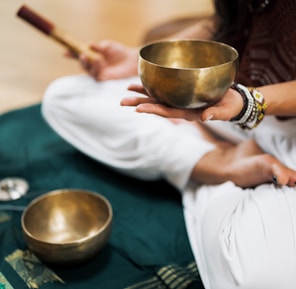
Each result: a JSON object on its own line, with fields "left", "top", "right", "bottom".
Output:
{"left": 0, "top": 0, "right": 213, "bottom": 114}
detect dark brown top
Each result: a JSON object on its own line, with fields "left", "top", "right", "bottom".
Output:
{"left": 236, "top": 0, "right": 296, "bottom": 86}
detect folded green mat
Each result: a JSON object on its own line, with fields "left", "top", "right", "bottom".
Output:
{"left": 0, "top": 105, "right": 204, "bottom": 289}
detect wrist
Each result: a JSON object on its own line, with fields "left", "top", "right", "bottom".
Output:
{"left": 230, "top": 83, "right": 268, "bottom": 129}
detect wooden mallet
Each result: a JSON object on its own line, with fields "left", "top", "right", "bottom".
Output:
{"left": 17, "top": 5, "right": 97, "bottom": 61}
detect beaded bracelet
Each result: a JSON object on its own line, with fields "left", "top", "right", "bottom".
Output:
{"left": 230, "top": 83, "right": 267, "bottom": 129}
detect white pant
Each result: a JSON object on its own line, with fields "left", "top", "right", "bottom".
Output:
{"left": 42, "top": 75, "right": 296, "bottom": 289}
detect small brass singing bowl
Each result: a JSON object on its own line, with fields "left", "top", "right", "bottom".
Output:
{"left": 21, "top": 189, "right": 113, "bottom": 265}
{"left": 139, "top": 39, "right": 238, "bottom": 108}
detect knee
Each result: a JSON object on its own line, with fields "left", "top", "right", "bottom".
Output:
{"left": 41, "top": 75, "right": 92, "bottom": 124}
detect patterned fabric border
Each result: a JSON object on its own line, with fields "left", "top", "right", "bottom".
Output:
{"left": 0, "top": 271, "right": 14, "bottom": 289}
{"left": 125, "top": 262, "right": 203, "bottom": 289}
{"left": 5, "top": 249, "right": 64, "bottom": 289}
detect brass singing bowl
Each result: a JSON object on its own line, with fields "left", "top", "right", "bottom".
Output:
{"left": 139, "top": 39, "right": 238, "bottom": 108}
{"left": 21, "top": 189, "right": 113, "bottom": 265}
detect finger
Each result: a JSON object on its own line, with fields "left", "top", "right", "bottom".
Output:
{"left": 135, "top": 103, "right": 202, "bottom": 121}
{"left": 127, "top": 84, "right": 149, "bottom": 96}
{"left": 79, "top": 54, "right": 92, "bottom": 70}
{"left": 288, "top": 176, "right": 296, "bottom": 187}
{"left": 200, "top": 104, "right": 233, "bottom": 122}
{"left": 90, "top": 40, "right": 112, "bottom": 54}
{"left": 64, "top": 50, "right": 77, "bottom": 59}
{"left": 89, "top": 62, "right": 100, "bottom": 80}
{"left": 120, "top": 97, "right": 154, "bottom": 106}
{"left": 271, "top": 163, "right": 296, "bottom": 187}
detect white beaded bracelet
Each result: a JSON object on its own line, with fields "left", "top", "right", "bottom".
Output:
{"left": 230, "top": 83, "right": 267, "bottom": 130}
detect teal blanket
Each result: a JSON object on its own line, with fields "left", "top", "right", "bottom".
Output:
{"left": 0, "top": 105, "right": 204, "bottom": 289}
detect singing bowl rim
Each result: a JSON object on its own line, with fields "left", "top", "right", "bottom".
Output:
{"left": 139, "top": 39, "right": 239, "bottom": 70}
{"left": 21, "top": 188, "right": 113, "bottom": 246}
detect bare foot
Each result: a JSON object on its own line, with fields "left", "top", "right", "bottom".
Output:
{"left": 191, "top": 139, "right": 296, "bottom": 188}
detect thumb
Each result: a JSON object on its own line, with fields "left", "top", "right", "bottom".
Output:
{"left": 200, "top": 105, "right": 231, "bottom": 122}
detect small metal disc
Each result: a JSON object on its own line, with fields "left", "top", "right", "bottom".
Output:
{"left": 0, "top": 177, "right": 29, "bottom": 201}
